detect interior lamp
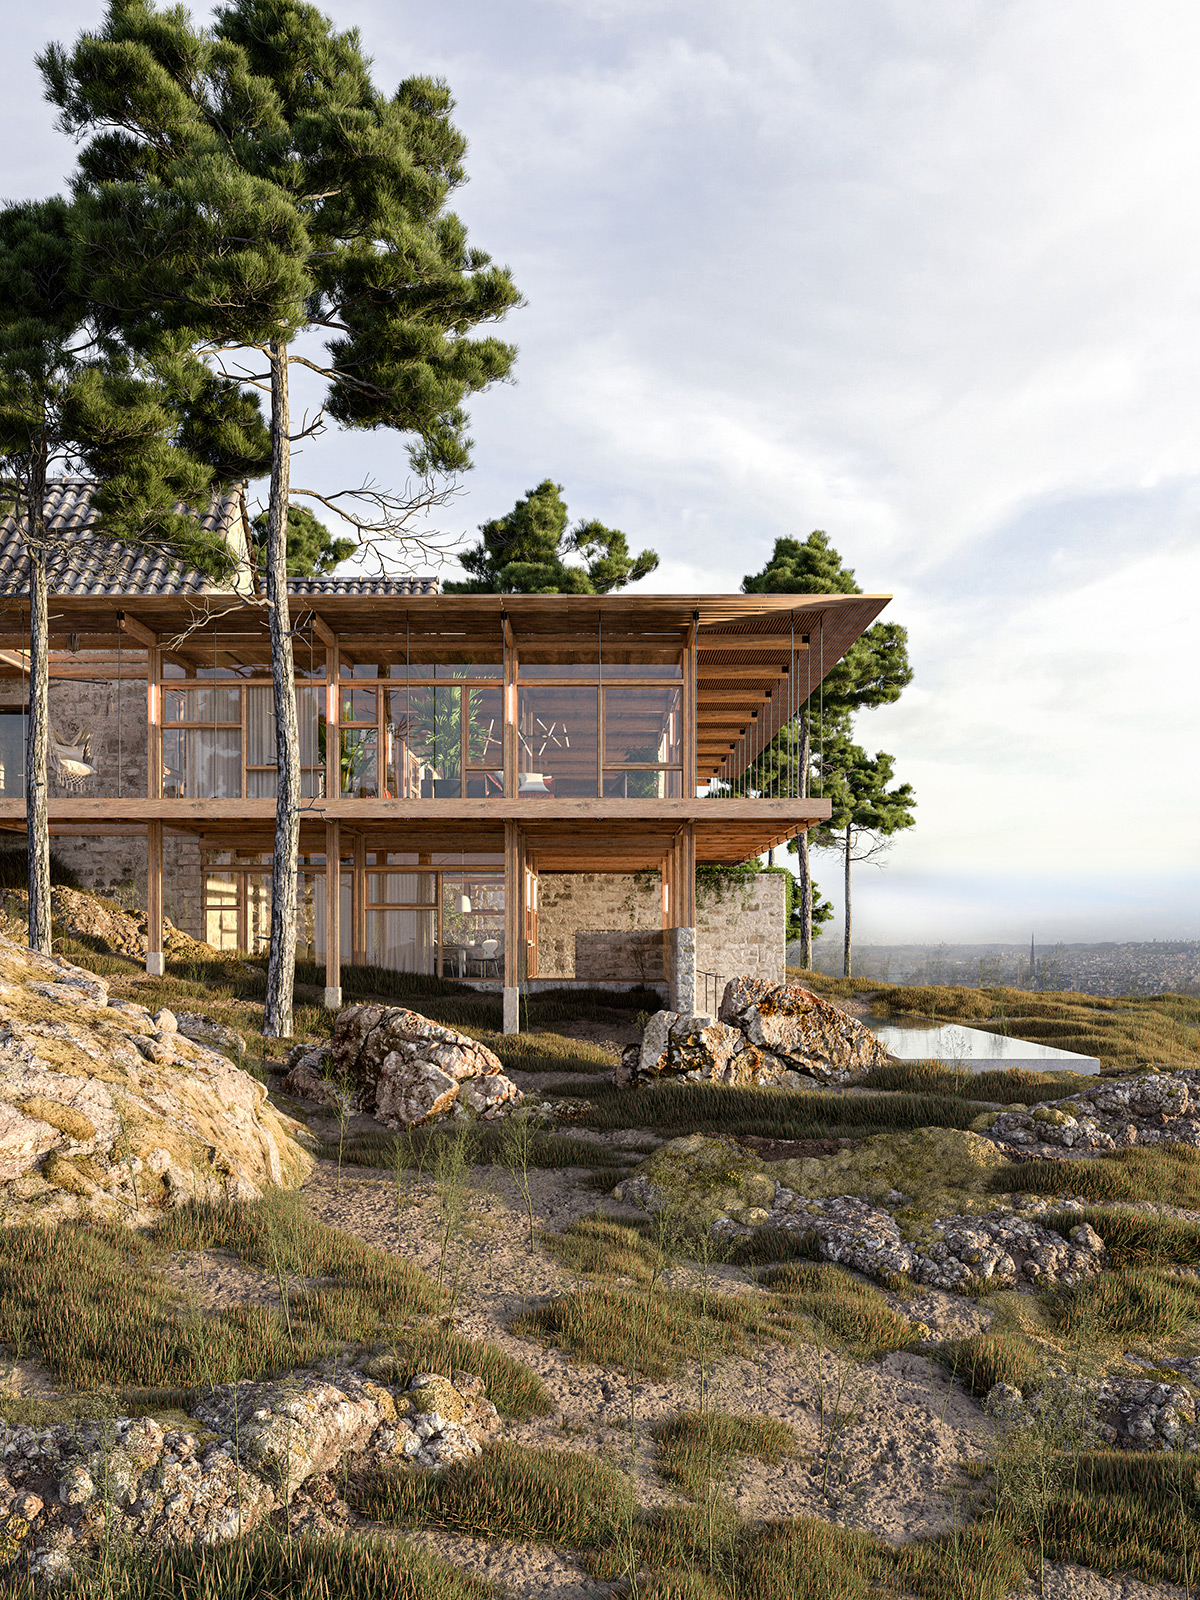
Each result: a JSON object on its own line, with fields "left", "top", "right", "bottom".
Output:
{"left": 458, "top": 891, "right": 472, "bottom": 914}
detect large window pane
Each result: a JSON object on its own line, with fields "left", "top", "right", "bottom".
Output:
{"left": 364, "top": 909, "right": 437, "bottom": 973}
{"left": 517, "top": 685, "right": 597, "bottom": 797}
{"left": 603, "top": 769, "right": 682, "bottom": 798}
{"left": 0, "top": 709, "right": 24, "bottom": 797}
{"left": 384, "top": 685, "right": 462, "bottom": 798}
{"left": 162, "top": 728, "right": 240, "bottom": 798}
{"left": 203, "top": 870, "right": 239, "bottom": 948}
{"left": 604, "top": 687, "right": 682, "bottom": 766}
{"left": 340, "top": 729, "right": 378, "bottom": 797}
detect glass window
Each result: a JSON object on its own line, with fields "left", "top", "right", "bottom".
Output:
{"left": 600, "top": 661, "right": 682, "bottom": 678}
{"left": 203, "top": 870, "right": 239, "bottom": 948}
{"left": 603, "top": 769, "right": 683, "bottom": 798}
{"left": 604, "top": 686, "right": 682, "bottom": 767}
{"left": 518, "top": 661, "right": 598, "bottom": 678}
{"left": 0, "top": 708, "right": 25, "bottom": 798}
{"left": 517, "top": 685, "right": 598, "bottom": 797}
{"left": 339, "top": 686, "right": 377, "bottom": 724}
{"left": 163, "top": 728, "right": 240, "bottom": 798}
{"left": 340, "top": 728, "right": 378, "bottom": 798}
{"left": 364, "top": 908, "right": 437, "bottom": 974}
{"left": 163, "top": 686, "right": 239, "bottom": 724}
{"left": 382, "top": 685, "right": 460, "bottom": 799}
{"left": 243, "top": 686, "right": 326, "bottom": 799}
{"left": 367, "top": 868, "right": 435, "bottom": 906}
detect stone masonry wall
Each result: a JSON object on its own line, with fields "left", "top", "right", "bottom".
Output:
{"left": 537, "top": 872, "right": 661, "bottom": 979}
{"left": 537, "top": 870, "right": 785, "bottom": 993}
{"left": 695, "top": 872, "right": 786, "bottom": 999}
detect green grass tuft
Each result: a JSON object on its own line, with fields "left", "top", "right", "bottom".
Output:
{"left": 992, "top": 1144, "right": 1200, "bottom": 1207}
{"left": 756, "top": 1261, "right": 920, "bottom": 1359}
{"left": 942, "top": 1331, "right": 1045, "bottom": 1398}
{"left": 1053, "top": 1267, "right": 1200, "bottom": 1344}
{"left": 654, "top": 1410, "right": 796, "bottom": 1498}
{"left": 1042, "top": 1205, "right": 1200, "bottom": 1269}
{"left": 354, "top": 1438, "right": 634, "bottom": 1545}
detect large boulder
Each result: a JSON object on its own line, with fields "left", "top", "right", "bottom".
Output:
{"left": 617, "top": 1010, "right": 801, "bottom": 1089}
{"left": 296, "top": 1005, "right": 523, "bottom": 1130}
{"left": 0, "top": 934, "right": 312, "bottom": 1225}
{"left": 718, "top": 977, "right": 891, "bottom": 1083}
{"left": 611, "top": 1133, "right": 778, "bottom": 1225}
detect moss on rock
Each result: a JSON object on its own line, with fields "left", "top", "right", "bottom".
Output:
{"left": 613, "top": 1133, "right": 777, "bottom": 1224}
{"left": 772, "top": 1127, "right": 1008, "bottom": 1219}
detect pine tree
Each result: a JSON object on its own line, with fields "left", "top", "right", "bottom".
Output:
{"left": 0, "top": 195, "right": 266, "bottom": 953}
{"left": 812, "top": 734, "right": 915, "bottom": 978}
{"left": 44, "top": 0, "right": 521, "bottom": 1034}
{"left": 741, "top": 531, "right": 913, "bottom": 968}
{"left": 444, "top": 479, "right": 657, "bottom": 593}
{"left": 250, "top": 504, "right": 354, "bottom": 578}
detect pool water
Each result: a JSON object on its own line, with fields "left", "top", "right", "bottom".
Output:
{"left": 871, "top": 1020, "right": 1101, "bottom": 1075}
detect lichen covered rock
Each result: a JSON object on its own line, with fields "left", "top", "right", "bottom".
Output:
{"left": 771, "top": 1127, "right": 1009, "bottom": 1216}
{"left": 320, "top": 1005, "right": 523, "bottom": 1129}
{"left": 975, "top": 1069, "right": 1200, "bottom": 1155}
{"left": 719, "top": 977, "right": 891, "bottom": 1083}
{"left": 611, "top": 1133, "right": 778, "bottom": 1224}
{"left": 0, "top": 934, "right": 312, "bottom": 1225}
{"left": 0, "top": 1367, "right": 498, "bottom": 1583}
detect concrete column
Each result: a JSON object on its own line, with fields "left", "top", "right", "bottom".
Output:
{"left": 668, "top": 925, "right": 696, "bottom": 1013}
{"left": 503, "top": 986, "right": 520, "bottom": 1035}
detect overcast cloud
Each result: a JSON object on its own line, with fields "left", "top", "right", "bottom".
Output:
{"left": 4, "top": 0, "right": 1198, "bottom": 945}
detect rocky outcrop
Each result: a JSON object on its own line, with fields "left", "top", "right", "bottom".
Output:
{"left": 0, "top": 935, "right": 311, "bottom": 1225}
{"left": 1, "top": 888, "right": 224, "bottom": 964}
{"left": 0, "top": 1367, "right": 500, "bottom": 1583}
{"left": 987, "top": 1373, "right": 1200, "bottom": 1452}
{"left": 615, "top": 1133, "right": 1109, "bottom": 1291}
{"left": 973, "top": 1070, "right": 1200, "bottom": 1155}
{"left": 617, "top": 979, "right": 890, "bottom": 1088}
{"left": 285, "top": 1005, "right": 522, "bottom": 1129}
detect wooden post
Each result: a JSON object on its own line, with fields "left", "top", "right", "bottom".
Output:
{"left": 679, "top": 822, "right": 696, "bottom": 926}
{"left": 146, "top": 820, "right": 164, "bottom": 975}
{"left": 324, "top": 819, "right": 341, "bottom": 1007}
{"left": 502, "top": 613, "right": 516, "bottom": 799}
{"left": 503, "top": 820, "right": 521, "bottom": 1032}
{"left": 146, "top": 643, "right": 162, "bottom": 799}
{"left": 325, "top": 636, "right": 340, "bottom": 801}
{"left": 684, "top": 612, "right": 697, "bottom": 799}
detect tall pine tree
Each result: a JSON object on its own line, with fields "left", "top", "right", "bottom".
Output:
{"left": 44, "top": 0, "right": 521, "bottom": 1034}
{"left": 741, "top": 532, "right": 913, "bottom": 967}
{"left": 0, "top": 194, "right": 267, "bottom": 953}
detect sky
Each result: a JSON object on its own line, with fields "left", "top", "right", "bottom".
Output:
{"left": 3, "top": 0, "right": 1199, "bottom": 946}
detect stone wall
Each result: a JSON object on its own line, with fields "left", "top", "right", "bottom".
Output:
{"left": 537, "top": 869, "right": 785, "bottom": 993}
{"left": 695, "top": 872, "right": 786, "bottom": 999}
{"left": 536, "top": 871, "right": 661, "bottom": 978}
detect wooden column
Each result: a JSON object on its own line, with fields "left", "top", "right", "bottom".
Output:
{"left": 503, "top": 820, "right": 522, "bottom": 1032}
{"left": 502, "top": 613, "right": 516, "bottom": 799}
{"left": 146, "top": 644, "right": 162, "bottom": 798}
{"left": 679, "top": 822, "right": 696, "bottom": 926}
{"left": 145, "top": 820, "right": 164, "bottom": 975}
{"left": 324, "top": 819, "right": 341, "bottom": 1007}
{"left": 683, "top": 612, "right": 697, "bottom": 799}
{"left": 324, "top": 636, "right": 340, "bottom": 801}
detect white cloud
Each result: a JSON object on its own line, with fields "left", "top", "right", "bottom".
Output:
{"left": 4, "top": 0, "right": 1198, "bottom": 940}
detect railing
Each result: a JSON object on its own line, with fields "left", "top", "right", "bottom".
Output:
{"left": 696, "top": 969, "right": 725, "bottom": 1016}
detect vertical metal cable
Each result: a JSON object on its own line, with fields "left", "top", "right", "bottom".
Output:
{"left": 116, "top": 612, "right": 123, "bottom": 798}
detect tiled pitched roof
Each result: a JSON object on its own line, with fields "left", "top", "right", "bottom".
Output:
{"left": 286, "top": 574, "right": 437, "bottom": 595}
{"left": 0, "top": 478, "right": 248, "bottom": 596}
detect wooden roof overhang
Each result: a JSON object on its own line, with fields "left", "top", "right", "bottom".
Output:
{"left": 0, "top": 795, "right": 832, "bottom": 868}
{"left": 0, "top": 590, "right": 888, "bottom": 790}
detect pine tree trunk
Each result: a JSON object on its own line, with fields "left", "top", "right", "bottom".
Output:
{"left": 796, "top": 709, "right": 813, "bottom": 967}
{"left": 842, "top": 821, "right": 852, "bottom": 979}
{"left": 25, "top": 466, "right": 51, "bottom": 955}
{"left": 263, "top": 342, "right": 300, "bottom": 1038}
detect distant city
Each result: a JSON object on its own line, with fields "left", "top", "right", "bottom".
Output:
{"left": 802, "top": 940, "right": 1200, "bottom": 996}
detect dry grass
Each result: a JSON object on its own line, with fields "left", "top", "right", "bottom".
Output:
{"left": 653, "top": 1411, "right": 797, "bottom": 1499}
{"left": 991, "top": 1143, "right": 1200, "bottom": 1207}
{"left": 6, "top": 1530, "right": 491, "bottom": 1600}
{"left": 1053, "top": 1267, "right": 1200, "bottom": 1344}
{"left": 757, "top": 1262, "right": 922, "bottom": 1359}
{"left": 332, "top": 1125, "right": 627, "bottom": 1172}
{"left": 942, "top": 1331, "right": 1046, "bottom": 1398}
{"left": 0, "top": 1193, "right": 550, "bottom": 1418}
{"left": 354, "top": 1438, "right": 635, "bottom": 1545}
{"left": 1043, "top": 1205, "right": 1200, "bottom": 1269}
{"left": 857, "top": 1059, "right": 1088, "bottom": 1103}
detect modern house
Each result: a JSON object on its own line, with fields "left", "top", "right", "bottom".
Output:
{"left": 0, "top": 483, "right": 889, "bottom": 1030}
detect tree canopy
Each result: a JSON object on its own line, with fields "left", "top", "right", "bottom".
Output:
{"left": 250, "top": 504, "right": 354, "bottom": 579}
{"left": 445, "top": 479, "right": 658, "bottom": 594}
